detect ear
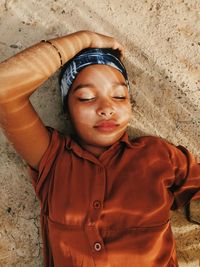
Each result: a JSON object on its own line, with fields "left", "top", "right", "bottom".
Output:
{"left": 60, "top": 109, "right": 70, "bottom": 121}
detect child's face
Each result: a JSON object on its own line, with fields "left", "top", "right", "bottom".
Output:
{"left": 67, "top": 64, "right": 132, "bottom": 155}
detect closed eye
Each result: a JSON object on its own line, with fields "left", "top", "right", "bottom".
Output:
{"left": 113, "top": 96, "right": 126, "bottom": 99}
{"left": 78, "top": 97, "right": 96, "bottom": 102}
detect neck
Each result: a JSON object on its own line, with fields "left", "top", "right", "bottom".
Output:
{"left": 79, "top": 142, "right": 109, "bottom": 157}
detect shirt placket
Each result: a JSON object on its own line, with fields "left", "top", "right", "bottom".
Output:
{"left": 84, "top": 164, "right": 110, "bottom": 267}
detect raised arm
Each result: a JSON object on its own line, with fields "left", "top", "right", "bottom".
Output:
{"left": 0, "top": 30, "right": 124, "bottom": 169}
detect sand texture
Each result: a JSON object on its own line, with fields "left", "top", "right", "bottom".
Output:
{"left": 0, "top": 0, "right": 200, "bottom": 266}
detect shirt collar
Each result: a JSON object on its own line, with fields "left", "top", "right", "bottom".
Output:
{"left": 119, "top": 132, "right": 135, "bottom": 148}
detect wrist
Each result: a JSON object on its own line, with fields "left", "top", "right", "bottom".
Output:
{"left": 41, "top": 40, "right": 63, "bottom": 67}
{"left": 49, "top": 31, "right": 93, "bottom": 64}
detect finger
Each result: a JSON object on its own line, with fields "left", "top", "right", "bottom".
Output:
{"left": 112, "top": 41, "right": 125, "bottom": 59}
{"left": 118, "top": 46, "right": 125, "bottom": 60}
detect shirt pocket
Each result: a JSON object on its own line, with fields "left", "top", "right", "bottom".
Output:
{"left": 47, "top": 217, "right": 95, "bottom": 267}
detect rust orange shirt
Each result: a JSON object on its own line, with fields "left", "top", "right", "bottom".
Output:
{"left": 29, "top": 129, "right": 200, "bottom": 267}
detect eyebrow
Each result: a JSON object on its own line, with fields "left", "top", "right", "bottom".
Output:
{"left": 73, "top": 82, "right": 127, "bottom": 92}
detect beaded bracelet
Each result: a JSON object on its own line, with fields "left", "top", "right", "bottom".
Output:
{"left": 41, "top": 40, "right": 63, "bottom": 67}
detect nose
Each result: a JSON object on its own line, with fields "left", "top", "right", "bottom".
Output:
{"left": 96, "top": 100, "right": 115, "bottom": 118}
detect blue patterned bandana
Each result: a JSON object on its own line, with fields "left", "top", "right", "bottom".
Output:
{"left": 59, "top": 48, "right": 129, "bottom": 112}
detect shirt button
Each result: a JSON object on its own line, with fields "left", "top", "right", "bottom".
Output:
{"left": 94, "top": 242, "right": 102, "bottom": 251}
{"left": 93, "top": 200, "right": 101, "bottom": 209}
{"left": 87, "top": 221, "right": 95, "bottom": 226}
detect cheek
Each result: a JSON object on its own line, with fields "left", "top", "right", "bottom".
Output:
{"left": 117, "top": 103, "right": 132, "bottom": 119}
{"left": 70, "top": 105, "right": 95, "bottom": 125}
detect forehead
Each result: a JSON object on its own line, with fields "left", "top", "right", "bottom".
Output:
{"left": 71, "top": 64, "right": 126, "bottom": 88}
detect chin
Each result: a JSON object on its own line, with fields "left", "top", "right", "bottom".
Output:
{"left": 77, "top": 127, "right": 128, "bottom": 148}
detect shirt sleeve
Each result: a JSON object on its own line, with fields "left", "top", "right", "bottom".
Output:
{"left": 167, "top": 142, "right": 200, "bottom": 210}
{"left": 28, "top": 127, "right": 65, "bottom": 202}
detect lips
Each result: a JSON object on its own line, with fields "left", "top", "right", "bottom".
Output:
{"left": 94, "top": 120, "right": 119, "bottom": 132}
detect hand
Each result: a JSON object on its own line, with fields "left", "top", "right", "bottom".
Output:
{"left": 80, "top": 31, "right": 125, "bottom": 59}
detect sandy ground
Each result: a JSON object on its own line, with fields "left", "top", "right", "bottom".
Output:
{"left": 0, "top": 0, "right": 200, "bottom": 266}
